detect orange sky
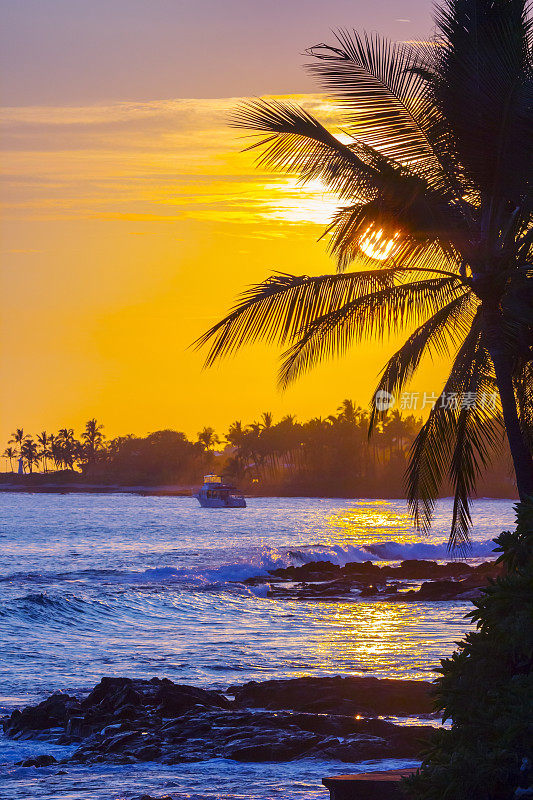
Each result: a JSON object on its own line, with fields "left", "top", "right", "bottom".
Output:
{"left": 1, "top": 2, "right": 448, "bottom": 446}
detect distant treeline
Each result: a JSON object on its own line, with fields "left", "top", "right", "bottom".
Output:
{"left": 2, "top": 400, "right": 516, "bottom": 497}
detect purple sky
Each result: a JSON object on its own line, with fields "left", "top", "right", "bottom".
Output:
{"left": 2, "top": 0, "right": 433, "bottom": 105}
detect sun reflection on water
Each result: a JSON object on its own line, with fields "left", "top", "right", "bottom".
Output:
{"left": 323, "top": 502, "right": 414, "bottom": 546}
{"left": 285, "top": 599, "right": 452, "bottom": 680}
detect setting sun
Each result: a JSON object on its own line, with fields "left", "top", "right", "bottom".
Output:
{"left": 359, "top": 226, "right": 400, "bottom": 261}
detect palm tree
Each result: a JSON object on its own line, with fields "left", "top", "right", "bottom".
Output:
{"left": 9, "top": 428, "right": 27, "bottom": 454}
{"left": 56, "top": 428, "right": 78, "bottom": 471}
{"left": 226, "top": 420, "right": 245, "bottom": 448}
{"left": 260, "top": 411, "right": 274, "bottom": 429}
{"left": 3, "top": 447, "right": 16, "bottom": 472}
{"left": 48, "top": 434, "right": 63, "bottom": 470}
{"left": 82, "top": 418, "right": 105, "bottom": 465}
{"left": 21, "top": 438, "right": 40, "bottom": 474}
{"left": 197, "top": 426, "right": 220, "bottom": 451}
{"left": 37, "top": 431, "right": 50, "bottom": 472}
{"left": 196, "top": 0, "right": 533, "bottom": 547}
{"left": 337, "top": 399, "right": 360, "bottom": 425}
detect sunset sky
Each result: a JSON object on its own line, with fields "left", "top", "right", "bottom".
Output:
{"left": 1, "top": 0, "right": 445, "bottom": 445}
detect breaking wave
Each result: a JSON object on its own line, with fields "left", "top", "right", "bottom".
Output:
{"left": 1, "top": 538, "right": 497, "bottom": 593}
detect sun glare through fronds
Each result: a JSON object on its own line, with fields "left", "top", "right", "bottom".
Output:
{"left": 358, "top": 226, "right": 400, "bottom": 261}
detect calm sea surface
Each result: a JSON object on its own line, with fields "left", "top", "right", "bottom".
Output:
{"left": 0, "top": 494, "right": 515, "bottom": 799}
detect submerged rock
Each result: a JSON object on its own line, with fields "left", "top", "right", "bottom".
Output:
{"left": 18, "top": 754, "right": 58, "bottom": 767}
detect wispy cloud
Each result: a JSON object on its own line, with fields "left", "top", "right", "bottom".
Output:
{"left": 1, "top": 95, "right": 343, "bottom": 229}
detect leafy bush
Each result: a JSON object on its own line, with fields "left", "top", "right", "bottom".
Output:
{"left": 404, "top": 502, "right": 533, "bottom": 800}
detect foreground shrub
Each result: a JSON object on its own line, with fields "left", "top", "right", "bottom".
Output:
{"left": 405, "top": 502, "right": 533, "bottom": 800}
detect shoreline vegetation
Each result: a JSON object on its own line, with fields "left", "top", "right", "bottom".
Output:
{"left": 2, "top": 400, "right": 517, "bottom": 499}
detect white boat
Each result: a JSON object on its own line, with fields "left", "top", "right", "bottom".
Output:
{"left": 193, "top": 475, "right": 246, "bottom": 508}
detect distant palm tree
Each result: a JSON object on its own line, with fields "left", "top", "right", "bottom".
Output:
{"left": 260, "top": 411, "right": 274, "bottom": 429}
{"left": 82, "top": 418, "right": 105, "bottom": 465}
{"left": 337, "top": 399, "right": 360, "bottom": 425}
{"left": 383, "top": 409, "right": 409, "bottom": 458}
{"left": 9, "top": 428, "right": 27, "bottom": 454}
{"left": 37, "top": 431, "right": 50, "bottom": 472}
{"left": 57, "top": 428, "right": 78, "bottom": 471}
{"left": 226, "top": 420, "right": 245, "bottom": 447}
{"left": 3, "top": 447, "right": 16, "bottom": 472}
{"left": 197, "top": 0, "right": 533, "bottom": 546}
{"left": 21, "top": 438, "right": 40, "bottom": 474}
{"left": 48, "top": 434, "right": 62, "bottom": 470}
{"left": 197, "top": 427, "right": 220, "bottom": 451}
{"left": 280, "top": 414, "right": 297, "bottom": 426}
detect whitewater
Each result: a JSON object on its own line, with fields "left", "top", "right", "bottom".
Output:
{"left": 0, "top": 493, "right": 515, "bottom": 799}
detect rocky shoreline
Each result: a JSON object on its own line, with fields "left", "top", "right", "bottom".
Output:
{"left": 3, "top": 676, "right": 436, "bottom": 768}
{"left": 246, "top": 558, "right": 501, "bottom": 602}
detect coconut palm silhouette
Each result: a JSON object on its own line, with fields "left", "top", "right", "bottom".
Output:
{"left": 197, "top": 0, "right": 533, "bottom": 547}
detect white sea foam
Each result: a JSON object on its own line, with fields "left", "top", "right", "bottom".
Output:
{"left": 106, "top": 537, "right": 498, "bottom": 587}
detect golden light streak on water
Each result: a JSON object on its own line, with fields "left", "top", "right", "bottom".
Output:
{"left": 287, "top": 599, "right": 449, "bottom": 680}
{"left": 324, "top": 503, "right": 413, "bottom": 545}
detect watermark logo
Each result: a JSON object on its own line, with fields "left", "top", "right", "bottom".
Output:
{"left": 373, "top": 390, "right": 499, "bottom": 412}
{"left": 374, "top": 390, "right": 395, "bottom": 411}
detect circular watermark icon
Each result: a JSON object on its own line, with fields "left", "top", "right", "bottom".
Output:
{"left": 374, "top": 390, "right": 395, "bottom": 411}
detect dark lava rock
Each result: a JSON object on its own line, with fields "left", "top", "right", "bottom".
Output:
{"left": 4, "top": 692, "right": 80, "bottom": 737}
{"left": 418, "top": 579, "right": 472, "bottom": 600}
{"left": 230, "top": 676, "right": 433, "bottom": 716}
{"left": 4, "top": 675, "right": 434, "bottom": 766}
{"left": 19, "top": 754, "right": 57, "bottom": 767}
{"left": 392, "top": 560, "right": 470, "bottom": 580}
{"left": 268, "top": 558, "right": 499, "bottom": 586}
{"left": 81, "top": 676, "right": 229, "bottom": 717}
{"left": 264, "top": 558, "right": 501, "bottom": 602}
{"left": 134, "top": 796, "right": 175, "bottom": 800}
{"left": 132, "top": 744, "right": 162, "bottom": 761}
{"left": 399, "top": 576, "right": 487, "bottom": 601}
{"left": 359, "top": 584, "right": 380, "bottom": 597}
{"left": 152, "top": 678, "right": 230, "bottom": 715}
{"left": 269, "top": 578, "right": 357, "bottom": 600}
{"left": 226, "top": 729, "right": 320, "bottom": 761}
{"left": 269, "top": 561, "right": 342, "bottom": 580}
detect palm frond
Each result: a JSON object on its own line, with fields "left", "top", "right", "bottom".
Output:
{"left": 406, "top": 322, "right": 481, "bottom": 537}
{"left": 278, "top": 276, "right": 465, "bottom": 387}
{"left": 448, "top": 384, "right": 503, "bottom": 550}
{"left": 432, "top": 0, "right": 533, "bottom": 202}
{"left": 230, "top": 99, "right": 380, "bottom": 201}
{"left": 517, "top": 224, "right": 533, "bottom": 260}
{"left": 324, "top": 200, "right": 462, "bottom": 271}
{"left": 369, "top": 290, "right": 476, "bottom": 432}
{"left": 515, "top": 360, "right": 533, "bottom": 448}
{"left": 306, "top": 31, "right": 455, "bottom": 187}
{"left": 406, "top": 314, "right": 502, "bottom": 547}
{"left": 231, "top": 98, "right": 470, "bottom": 268}
{"left": 194, "top": 268, "right": 400, "bottom": 366}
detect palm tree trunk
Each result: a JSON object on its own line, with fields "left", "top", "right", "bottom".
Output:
{"left": 486, "top": 323, "right": 533, "bottom": 501}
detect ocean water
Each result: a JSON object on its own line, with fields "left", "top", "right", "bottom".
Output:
{"left": 0, "top": 494, "right": 515, "bottom": 799}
